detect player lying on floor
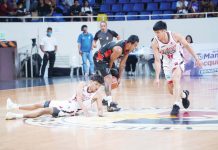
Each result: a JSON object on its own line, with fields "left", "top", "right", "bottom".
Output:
{"left": 5, "top": 74, "right": 105, "bottom": 120}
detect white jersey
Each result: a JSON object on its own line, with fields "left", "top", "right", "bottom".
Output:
{"left": 49, "top": 85, "right": 97, "bottom": 113}
{"left": 154, "top": 31, "right": 184, "bottom": 66}
{"left": 154, "top": 31, "right": 185, "bottom": 82}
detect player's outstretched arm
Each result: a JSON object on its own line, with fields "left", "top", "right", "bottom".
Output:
{"left": 173, "top": 33, "right": 203, "bottom": 68}
{"left": 152, "top": 39, "right": 161, "bottom": 87}
{"left": 76, "top": 82, "right": 90, "bottom": 117}
{"left": 93, "top": 90, "right": 104, "bottom": 117}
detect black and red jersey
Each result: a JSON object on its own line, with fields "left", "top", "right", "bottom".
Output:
{"left": 94, "top": 40, "right": 128, "bottom": 62}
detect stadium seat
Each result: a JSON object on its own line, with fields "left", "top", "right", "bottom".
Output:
{"left": 162, "top": 11, "right": 174, "bottom": 19}
{"left": 127, "top": 12, "right": 138, "bottom": 20}
{"left": 114, "top": 12, "right": 126, "bottom": 21}
{"left": 159, "top": 2, "right": 171, "bottom": 11}
{"left": 130, "top": 0, "right": 141, "bottom": 3}
{"left": 112, "top": 4, "right": 123, "bottom": 12}
{"left": 151, "top": 11, "right": 163, "bottom": 20}
{"left": 141, "top": 0, "right": 152, "bottom": 2}
{"left": 100, "top": 5, "right": 111, "bottom": 13}
{"left": 104, "top": 0, "right": 116, "bottom": 4}
{"left": 139, "top": 11, "right": 151, "bottom": 20}
{"left": 123, "top": 4, "right": 134, "bottom": 12}
{"left": 119, "top": 0, "right": 129, "bottom": 3}
{"left": 146, "top": 3, "right": 159, "bottom": 11}
{"left": 171, "top": 2, "right": 177, "bottom": 11}
{"left": 133, "top": 3, "right": 144, "bottom": 12}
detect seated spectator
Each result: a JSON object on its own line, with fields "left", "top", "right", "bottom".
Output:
{"left": 0, "top": 0, "right": 11, "bottom": 21}
{"left": 59, "top": 0, "right": 73, "bottom": 16}
{"left": 200, "top": 0, "right": 216, "bottom": 17}
{"left": 37, "top": 0, "right": 45, "bottom": 16}
{"left": 52, "top": 7, "right": 65, "bottom": 22}
{"left": 37, "top": 0, "right": 53, "bottom": 17}
{"left": 182, "top": 35, "right": 201, "bottom": 76}
{"left": 16, "top": 0, "right": 29, "bottom": 16}
{"left": 188, "top": 0, "right": 200, "bottom": 18}
{"left": 61, "top": 0, "right": 74, "bottom": 9}
{"left": 125, "top": 54, "right": 138, "bottom": 76}
{"left": 81, "top": 0, "right": 93, "bottom": 21}
{"left": 174, "top": 0, "right": 189, "bottom": 19}
{"left": 148, "top": 39, "right": 155, "bottom": 77}
{"left": 44, "top": 0, "right": 55, "bottom": 16}
{"left": 70, "top": 0, "right": 81, "bottom": 21}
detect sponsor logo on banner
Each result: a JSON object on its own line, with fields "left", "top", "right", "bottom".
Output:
{"left": 184, "top": 43, "right": 218, "bottom": 76}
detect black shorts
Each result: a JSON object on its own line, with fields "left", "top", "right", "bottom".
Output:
{"left": 94, "top": 59, "right": 119, "bottom": 78}
{"left": 94, "top": 59, "right": 110, "bottom": 77}
{"left": 43, "top": 101, "right": 60, "bottom": 117}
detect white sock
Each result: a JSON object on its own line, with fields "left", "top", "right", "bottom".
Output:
{"left": 104, "top": 96, "right": 113, "bottom": 106}
{"left": 181, "top": 91, "right": 186, "bottom": 99}
{"left": 174, "top": 101, "right": 180, "bottom": 107}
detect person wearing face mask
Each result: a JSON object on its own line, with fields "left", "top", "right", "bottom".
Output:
{"left": 77, "top": 25, "right": 94, "bottom": 76}
{"left": 40, "top": 27, "right": 57, "bottom": 78}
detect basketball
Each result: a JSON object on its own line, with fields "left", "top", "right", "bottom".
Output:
{"left": 111, "top": 76, "right": 119, "bottom": 89}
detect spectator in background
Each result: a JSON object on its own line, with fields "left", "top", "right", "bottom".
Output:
{"left": 188, "top": 0, "right": 200, "bottom": 18}
{"left": 40, "top": 27, "right": 58, "bottom": 78}
{"left": 37, "top": 0, "right": 45, "bottom": 16}
{"left": 81, "top": 0, "right": 93, "bottom": 21}
{"left": 175, "top": 0, "right": 188, "bottom": 19}
{"left": 77, "top": 25, "right": 94, "bottom": 76}
{"left": 147, "top": 38, "right": 155, "bottom": 76}
{"left": 200, "top": 0, "right": 216, "bottom": 17}
{"left": 182, "top": 35, "right": 201, "bottom": 76}
{"left": 16, "top": 0, "right": 30, "bottom": 17}
{"left": 61, "top": 0, "right": 74, "bottom": 10}
{"left": 93, "top": 21, "right": 120, "bottom": 48}
{"left": 125, "top": 54, "right": 138, "bottom": 76}
{"left": 70, "top": 0, "right": 81, "bottom": 21}
{"left": 0, "top": 0, "right": 11, "bottom": 21}
{"left": 37, "top": 0, "right": 53, "bottom": 16}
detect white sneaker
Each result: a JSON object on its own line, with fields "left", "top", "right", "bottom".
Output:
{"left": 6, "top": 98, "right": 18, "bottom": 110}
{"left": 5, "top": 112, "right": 18, "bottom": 120}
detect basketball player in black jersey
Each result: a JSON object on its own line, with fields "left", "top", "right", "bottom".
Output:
{"left": 93, "top": 35, "right": 139, "bottom": 112}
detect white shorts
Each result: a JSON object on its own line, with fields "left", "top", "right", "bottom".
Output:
{"left": 163, "top": 61, "right": 185, "bottom": 83}
{"left": 44, "top": 99, "right": 92, "bottom": 117}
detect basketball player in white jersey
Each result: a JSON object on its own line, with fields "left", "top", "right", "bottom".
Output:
{"left": 152, "top": 21, "right": 203, "bottom": 115}
{"left": 5, "top": 75, "right": 105, "bottom": 120}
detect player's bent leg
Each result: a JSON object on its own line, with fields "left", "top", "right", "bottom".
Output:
{"left": 170, "top": 67, "right": 182, "bottom": 116}
{"left": 167, "top": 81, "right": 174, "bottom": 95}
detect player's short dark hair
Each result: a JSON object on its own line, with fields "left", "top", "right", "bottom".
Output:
{"left": 127, "top": 35, "right": 139, "bottom": 44}
{"left": 47, "top": 27, "right": 52, "bottom": 31}
{"left": 153, "top": 21, "right": 167, "bottom": 31}
{"left": 81, "top": 25, "right": 87, "bottom": 31}
{"left": 91, "top": 74, "right": 104, "bottom": 85}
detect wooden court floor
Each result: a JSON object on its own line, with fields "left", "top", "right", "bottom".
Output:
{"left": 1, "top": 76, "right": 218, "bottom": 150}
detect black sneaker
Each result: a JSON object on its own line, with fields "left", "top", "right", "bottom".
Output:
{"left": 102, "top": 99, "right": 118, "bottom": 107}
{"left": 182, "top": 90, "right": 190, "bottom": 109}
{"left": 107, "top": 102, "right": 121, "bottom": 112}
{"left": 170, "top": 104, "right": 180, "bottom": 116}
{"left": 102, "top": 99, "right": 108, "bottom": 106}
